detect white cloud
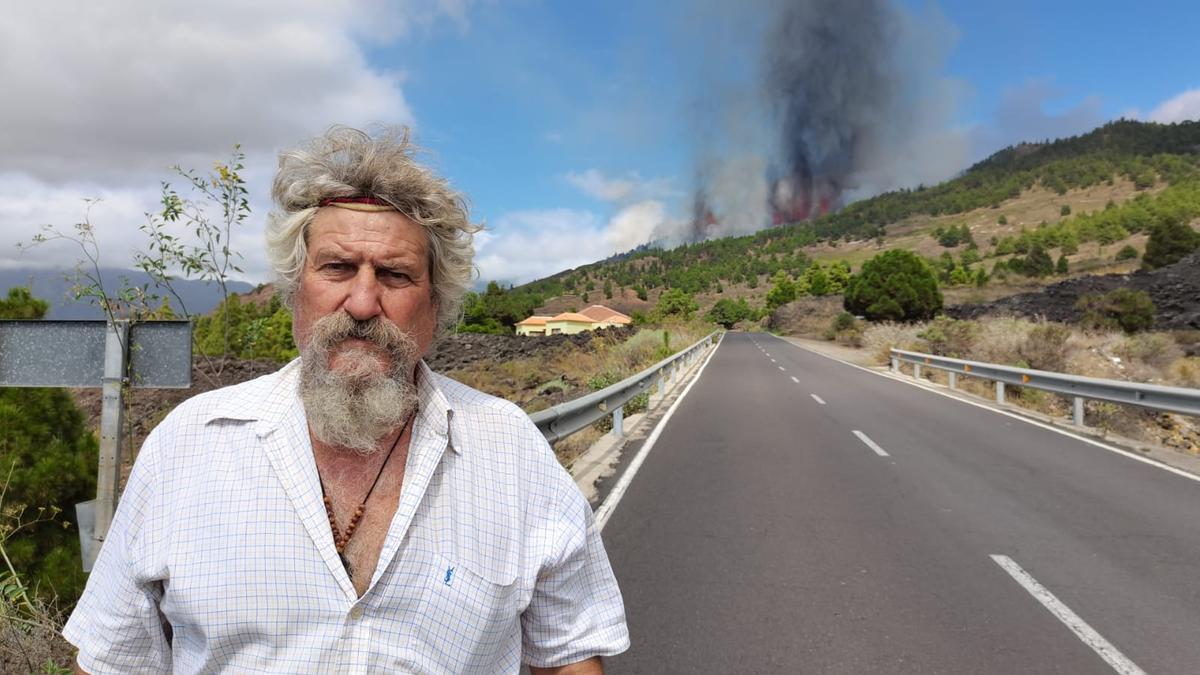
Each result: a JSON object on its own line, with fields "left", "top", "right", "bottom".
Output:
{"left": 474, "top": 209, "right": 605, "bottom": 284}
{"left": 1144, "top": 89, "right": 1200, "bottom": 123}
{"left": 566, "top": 170, "right": 637, "bottom": 202}
{"left": 474, "top": 202, "right": 669, "bottom": 285}
{"left": 0, "top": 1, "right": 470, "bottom": 279}
{"left": 565, "top": 169, "right": 677, "bottom": 203}
{"left": 0, "top": 2, "right": 439, "bottom": 183}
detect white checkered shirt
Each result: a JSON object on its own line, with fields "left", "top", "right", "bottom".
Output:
{"left": 63, "top": 359, "right": 629, "bottom": 673}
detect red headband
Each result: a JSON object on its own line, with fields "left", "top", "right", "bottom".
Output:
{"left": 318, "top": 196, "right": 392, "bottom": 207}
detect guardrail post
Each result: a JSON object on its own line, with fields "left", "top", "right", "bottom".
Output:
{"left": 1073, "top": 396, "right": 1085, "bottom": 427}
{"left": 612, "top": 405, "right": 624, "bottom": 439}
{"left": 948, "top": 372, "right": 957, "bottom": 390}
{"left": 913, "top": 363, "right": 921, "bottom": 380}
{"left": 96, "top": 320, "right": 130, "bottom": 546}
{"left": 891, "top": 356, "right": 899, "bottom": 373}
{"left": 996, "top": 381, "right": 1005, "bottom": 405}
{"left": 672, "top": 363, "right": 678, "bottom": 385}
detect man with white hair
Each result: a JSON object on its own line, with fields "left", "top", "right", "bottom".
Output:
{"left": 64, "top": 127, "right": 629, "bottom": 673}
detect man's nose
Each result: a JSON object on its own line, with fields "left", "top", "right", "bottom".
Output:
{"left": 342, "top": 267, "right": 384, "bottom": 321}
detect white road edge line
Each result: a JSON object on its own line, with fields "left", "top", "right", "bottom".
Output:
{"left": 593, "top": 333, "right": 725, "bottom": 532}
{"left": 990, "top": 554, "right": 1145, "bottom": 675}
{"left": 811, "top": 394, "right": 826, "bottom": 405}
{"left": 770, "top": 358, "right": 777, "bottom": 363}
{"left": 778, "top": 366, "right": 786, "bottom": 372}
{"left": 790, "top": 376, "right": 800, "bottom": 384}
{"left": 768, "top": 334, "right": 1200, "bottom": 485}
{"left": 852, "top": 430, "right": 889, "bottom": 457}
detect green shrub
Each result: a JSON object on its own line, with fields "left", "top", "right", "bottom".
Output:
{"left": 825, "top": 312, "right": 861, "bottom": 343}
{"left": 1119, "top": 333, "right": 1183, "bottom": 370}
{"left": 1076, "top": 288, "right": 1156, "bottom": 333}
{"left": 706, "top": 298, "right": 753, "bottom": 329}
{"left": 1142, "top": 217, "right": 1200, "bottom": 269}
{"left": 194, "top": 294, "right": 299, "bottom": 361}
{"left": 653, "top": 288, "right": 698, "bottom": 321}
{"left": 1023, "top": 244, "right": 1055, "bottom": 277}
{"left": 832, "top": 311, "right": 858, "bottom": 332}
{"left": 586, "top": 372, "right": 649, "bottom": 432}
{"left": 1019, "top": 323, "right": 1072, "bottom": 371}
{"left": 1115, "top": 244, "right": 1139, "bottom": 261}
{"left": 917, "top": 317, "right": 977, "bottom": 358}
{"left": 765, "top": 271, "right": 798, "bottom": 309}
{"left": 843, "top": 250, "right": 943, "bottom": 322}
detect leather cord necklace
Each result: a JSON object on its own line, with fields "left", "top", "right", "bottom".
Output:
{"left": 319, "top": 413, "right": 413, "bottom": 572}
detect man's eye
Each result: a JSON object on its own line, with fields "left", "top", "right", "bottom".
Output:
{"left": 381, "top": 269, "right": 411, "bottom": 281}
{"left": 323, "top": 263, "right": 353, "bottom": 272}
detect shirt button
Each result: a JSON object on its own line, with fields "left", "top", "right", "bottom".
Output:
{"left": 349, "top": 606, "right": 363, "bottom": 620}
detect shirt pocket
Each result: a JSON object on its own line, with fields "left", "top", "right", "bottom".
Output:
{"left": 417, "top": 551, "right": 524, "bottom": 664}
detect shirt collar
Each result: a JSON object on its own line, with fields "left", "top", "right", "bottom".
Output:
{"left": 206, "top": 358, "right": 461, "bottom": 455}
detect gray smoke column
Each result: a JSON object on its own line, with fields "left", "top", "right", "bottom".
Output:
{"left": 668, "top": 0, "right": 967, "bottom": 243}
{"left": 765, "top": 0, "right": 895, "bottom": 224}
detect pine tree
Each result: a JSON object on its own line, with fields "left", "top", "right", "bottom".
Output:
{"left": 1143, "top": 217, "right": 1200, "bottom": 269}
{"left": 843, "top": 250, "right": 942, "bottom": 322}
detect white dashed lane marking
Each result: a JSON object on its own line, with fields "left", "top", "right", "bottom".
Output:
{"left": 990, "top": 555, "right": 1145, "bottom": 675}
{"left": 852, "top": 430, "right": 890, "bottom": 457}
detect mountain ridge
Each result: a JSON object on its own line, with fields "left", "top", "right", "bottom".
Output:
{"left": 0, "top": 267, "right": 255, "bottom": 320}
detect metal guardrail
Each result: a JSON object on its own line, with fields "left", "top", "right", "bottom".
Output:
{"left": 890, "top": 348, "right": 1200, "bottom": 426}
{"left": 532, "top": 331, "right": 720, "bottom": 442}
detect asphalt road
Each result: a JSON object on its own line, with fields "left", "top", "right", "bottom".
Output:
{"left": 601, "top": 331, "right": 1200, "bottom": 674}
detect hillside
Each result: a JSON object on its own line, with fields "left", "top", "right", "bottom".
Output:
{"left": 473, "top": 120, "right": 1200, "bottom": 327}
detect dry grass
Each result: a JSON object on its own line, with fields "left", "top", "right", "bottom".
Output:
{"left": 0, "top": 487, "right": 76, "bottom": 673}
{"left": 768, "top": 296, "right": 844, "bottom": 339}
{"left": 860, "top": 317, "right": 1200, "bottom": 453}
{"left": 0, "top": 602, "right": 73, "bottom": 673}
{"left": 446, "top": 322, "right": 714, "bottom": 464}
{"left": 860, "top": 322, "right": 926, "bottom": 363}
{"left": 552, "top": 426, "right": 605, "bottom": 470}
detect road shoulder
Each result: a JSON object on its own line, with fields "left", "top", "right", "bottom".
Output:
{"left": 775, "top": 333, "right": 1200, "bottom": 480}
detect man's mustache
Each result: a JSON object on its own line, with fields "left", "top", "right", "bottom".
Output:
{"left": 311, "top": 313, "right": 410, "bottom": 354}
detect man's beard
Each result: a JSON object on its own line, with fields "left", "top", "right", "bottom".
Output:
{"left": 298, "top": 312, "right": 420, "bottom": 453}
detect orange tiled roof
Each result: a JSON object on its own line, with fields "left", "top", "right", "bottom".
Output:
{"left": 550, "top": 312, "right": 596, "bottom": 323}
{"left": 515, "top": 315, "right": 552, "bottom": 326}
{"left": 579, "top": 304, "right": 632, "bottom": 323}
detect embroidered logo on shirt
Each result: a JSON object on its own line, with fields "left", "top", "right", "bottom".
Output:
{"left": 444, "top": 566, "right": 455, "bottom": 586}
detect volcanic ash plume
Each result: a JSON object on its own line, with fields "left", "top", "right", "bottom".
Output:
{"left": 679, "top": 0, "right": 964, "bottom": 242}
{"left": 763, "top": 0, "right": 894, "bottom": 224}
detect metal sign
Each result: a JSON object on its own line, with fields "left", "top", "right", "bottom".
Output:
{"left": 0, "top": 320, "right": 192, "bottom": 388}
{"left": 0, "top": 319, "right": 192, "bottom": 571}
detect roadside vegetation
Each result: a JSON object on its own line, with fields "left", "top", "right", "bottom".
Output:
{"left": 447, "top": 321, "right": 714, "bottom": 467}
{"left": 854, "top": 317, "right": 1200, "bottom": 452}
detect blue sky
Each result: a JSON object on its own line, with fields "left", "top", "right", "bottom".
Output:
{"left": 1, "top": 1, "right": 1197, "bottom": 288}
{"left": 376, "top": 0, "right": 1200, "bottom": 283}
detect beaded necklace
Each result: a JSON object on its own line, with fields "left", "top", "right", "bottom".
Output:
{"left": 318, "top": 413, "right": 413, "bottom": 572}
